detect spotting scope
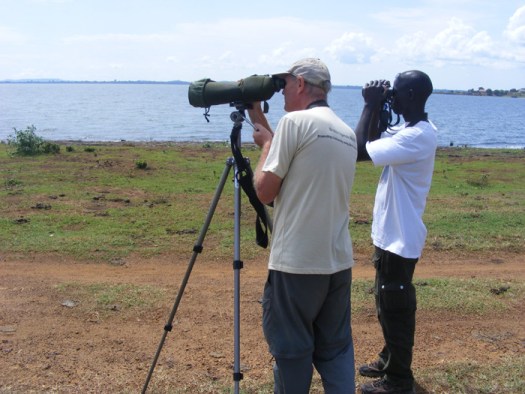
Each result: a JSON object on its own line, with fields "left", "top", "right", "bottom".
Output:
{"left": 188, "top": 74, "right": 285, "bottom": 108}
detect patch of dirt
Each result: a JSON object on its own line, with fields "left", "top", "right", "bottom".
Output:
{"left": 0, "top": 250, "right": 523, "bottom": 393}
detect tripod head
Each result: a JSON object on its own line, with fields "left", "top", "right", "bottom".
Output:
{"left": 229, "top": 101, "right": 268, "bottom": 129}
{"left": 230, "top": 109, "right": 256, "bottom": 129}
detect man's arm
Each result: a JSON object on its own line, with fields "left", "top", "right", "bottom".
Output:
{"left": 355, "top": 104, "right": 380, "bottom": 161}
{"left": 248, "top": 102, "right": 281, "bottom": 204}
{"left": 250, "top": 121, "right": 282, "bottom": 205}
{"left": 354, "top": 81, "right": 388, "bottom": 161}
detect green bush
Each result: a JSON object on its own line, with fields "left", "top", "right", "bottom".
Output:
{"left": 135, "top": 160, "right": 148, "bottom": 169}
{"left": 7, "top": 125, "right": 60, "bottom": 156}
{"left": 8, "top": 125, "right": 43, "bottom": 155}
{"left": 41, "top": 141, "right": 61, "bottom": 154}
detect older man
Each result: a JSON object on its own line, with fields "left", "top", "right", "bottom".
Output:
{"left": 248, "top": 58, "right": 358, "bottom": 394}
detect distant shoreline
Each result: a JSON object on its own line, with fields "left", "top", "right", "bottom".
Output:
{"left": 19, "top": 140, "right": 523, "bottom": 151}
{"left": 0, "top": 79, "right": 190, "bottom": 85}
{"left": 2, "top": 79, "right": 523, "bottom": 97}
{"left": 0, "top": 79, "right": 363, "bottom": 89}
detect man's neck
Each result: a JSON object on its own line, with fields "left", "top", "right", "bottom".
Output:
{"left": 404, "top": 112, "right": 428, "bottom": 126}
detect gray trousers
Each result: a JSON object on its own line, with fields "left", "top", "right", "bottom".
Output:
{"left": 261, "top": 269, "right": 355, "bottom": 394}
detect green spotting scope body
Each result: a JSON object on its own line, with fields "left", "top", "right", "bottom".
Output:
{"left": 188, "top": 74, "right": 285, "bottom": 108}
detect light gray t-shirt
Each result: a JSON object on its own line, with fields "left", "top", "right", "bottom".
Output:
{"left": 263, "top": 106, "right": 357, "bottom": 274}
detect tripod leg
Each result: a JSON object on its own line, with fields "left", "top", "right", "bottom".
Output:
{"left": 142, "top": 158, "right": 234, "bottom": 394}
{"left": 233, "top": 160, "right": 242, "bottom": 394}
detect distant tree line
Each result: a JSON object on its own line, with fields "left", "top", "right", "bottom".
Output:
{"left": 438, "top": 87, "right": 525, "bottom": 98}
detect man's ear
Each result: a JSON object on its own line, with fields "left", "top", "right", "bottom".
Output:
{"left": 297, "top": 75, "right": 306, "bottom": 91}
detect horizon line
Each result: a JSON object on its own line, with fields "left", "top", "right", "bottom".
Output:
{"left": 2, "top": 79, "right": 523, "bottom": 92}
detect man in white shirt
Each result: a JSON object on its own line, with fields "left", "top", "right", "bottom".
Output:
{"left": 354, "top": 71, "right": 437, "bottom": 394}
{"left": 248, "top": 58, "right": 358, "bottom": 393}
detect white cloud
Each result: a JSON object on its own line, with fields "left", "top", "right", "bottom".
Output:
{"left": 163, "top": 17, "right": 349, "bottom": 79}
{"left": 391, "top": 17, "right": 518, "bottom": 68}
{"left": 428, "top": 18, "right": 496, "bottom": 63}
{"left": 1, "top": 2, "right": 523, "bottom": 88}
{"left": 324, "top": 18, "right": 502, "bottom": 68}
{"left": 325, "top": 32, "right": 375, "bottom": 64}
{"left": 505, "top": 5, "right": 525, "bottom": 46}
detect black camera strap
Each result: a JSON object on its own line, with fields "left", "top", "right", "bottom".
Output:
{"left": 307, "top": 99, "right": 329, "bottom": 109}
{"left": 230, "top": 126, "right": 270, "bottom": 248}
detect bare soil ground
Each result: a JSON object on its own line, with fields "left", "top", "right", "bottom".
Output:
{"left": 1, "top": 250, "right": 523, "bottom": 393}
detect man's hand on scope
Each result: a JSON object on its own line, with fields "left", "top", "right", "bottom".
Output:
{"left": 247, "top": 101, "right": 273, "bottom": 135}
{"left": 253, "top": 123, "right": 273, "bottom": 148}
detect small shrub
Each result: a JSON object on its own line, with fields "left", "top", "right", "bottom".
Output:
{"left": 466, "top": 174, "right": 489, "bottom": 188}
{"left": 84, "top": 147, "right": 96, "bottom": 153}
{"left": 5, "top": 178, "right": 22, "bottom": 189}
{"left": 66, "top": 146, "right": 75, "bottom": 152}
{"left": 135, "top": 160, "right": 148, "bottom": 170}
{"left": 41, "top": 141, "right": 61, "bottom": 154}
{"left": 7, "top": 125, "right": 60, "bottom": 156}
{"left": 7, "top": 125, "right": 44, "bottom": 155}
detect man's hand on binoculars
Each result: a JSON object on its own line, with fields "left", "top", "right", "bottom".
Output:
{"left": 362, "top": 80, "right": 389, "bottom": 108}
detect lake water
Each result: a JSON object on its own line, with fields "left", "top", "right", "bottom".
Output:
{"left": 1, "top": 83, "right": 524, "bottom": 148}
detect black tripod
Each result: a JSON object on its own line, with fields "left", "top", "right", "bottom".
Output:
{"left": 142, "top": 105, "right": 271, "bottom": 394}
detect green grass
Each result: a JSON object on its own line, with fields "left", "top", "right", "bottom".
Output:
{"left": 52, "top": 276, "right": 523, "bottom": 392}
{"left": 55, "top": 282, "right": 166, "bottom": 317}
{"left": 352, "top": 148, "right": 525, "bottom": 252}
{"left": 2, "top": 143, "right": 523, "bottom": 393}
{"left": 0, "top": 143, "right": 242, "bottom": 260}
{"left": 1, "top": 143, "right": 524, "bottom": 261}
{"left": 424, "top": 149, "right": 524, "bottom": 252}
{"left": 351, "top": 277, "right": 524, "bottom": 315}
{"left": 148, "top": 355, "right": 525, "bottom": 394}
{"left": 59, "top": 277, "right": 522, "bottom": 324}
{"left": 416, "top": 356, "right": 525, "bottom": 393}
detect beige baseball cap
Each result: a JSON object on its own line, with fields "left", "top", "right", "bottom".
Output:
{"left": 273, "top": 58, "right": 332, "bottom": 93}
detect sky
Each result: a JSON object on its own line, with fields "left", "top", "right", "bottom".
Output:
{"left": 0, "top": 0, "right": 524, "bottom": 90}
